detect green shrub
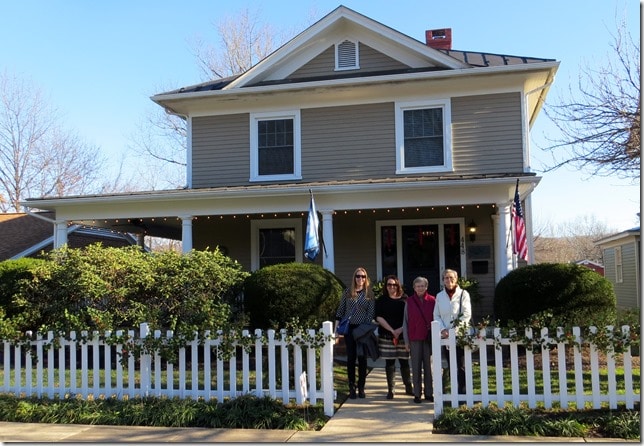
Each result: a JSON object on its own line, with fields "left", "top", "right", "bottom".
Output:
{"left": 5, "top": 245, "right": 248, "bottom": 335}
{"left": 0, "top": 257, "right": 46, "bottom": 318}
{"left": 243, "top": 263, "right": 344, "bottom": 329}
{"left": 493, "top": 263, "right": 616, "bottom": 328}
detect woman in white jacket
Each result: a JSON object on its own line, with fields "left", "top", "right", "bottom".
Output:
{"left": 433, "top": 268, "right": 471, "bottom": 395}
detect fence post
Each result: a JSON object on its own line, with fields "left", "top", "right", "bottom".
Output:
{"left": 139, "top": 323, "right": 151, "bottom": 397}
{"left": 431, "top": 321, "right": 443, "bottom": 417}
{"left": 321, "top": 321, "right": 334, "bottom": 417}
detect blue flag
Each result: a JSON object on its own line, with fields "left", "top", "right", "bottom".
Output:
{"left": 304, "top": 193, "right": 320, "bottom": 261}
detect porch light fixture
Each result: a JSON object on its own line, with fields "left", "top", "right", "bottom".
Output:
{"left": 467, "top": 219, "right": 477, "bottom": 242}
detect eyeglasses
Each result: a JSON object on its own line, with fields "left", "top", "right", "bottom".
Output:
{"left": 355, "top": 274, "right": 366, "bottom": 279}
{"left": 386, "top": 283, "right": 397, "bottom": 287}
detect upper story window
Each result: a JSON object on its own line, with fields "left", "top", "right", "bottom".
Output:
{"left": 395, "top": 99, "right": 452, "bottom": 173}
{"left": 335, "top": 39, "right": 359, "bottom": 70}
{"left": 250, "top": 110, "right": 301, "bottom": 182}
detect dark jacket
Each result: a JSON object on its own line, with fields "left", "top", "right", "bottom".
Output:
{"left": 351, "top": 323, "right": 380, "bottom": 360}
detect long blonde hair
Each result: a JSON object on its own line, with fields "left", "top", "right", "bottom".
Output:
{"left": 350, "top": 267, "right": 374, "bottom": 299}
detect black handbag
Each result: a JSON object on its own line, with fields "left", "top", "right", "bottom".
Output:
{"left": 336, "top": 306, "right": 356, "bottom": 335}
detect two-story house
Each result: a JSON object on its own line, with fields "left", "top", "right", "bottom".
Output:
{"left": 21, "top": 6, "right": 558, "bottom": 319}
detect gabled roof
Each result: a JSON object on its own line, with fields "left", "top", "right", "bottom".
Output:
{"left": 154, "top": 5, "right": 556, "bottom": 99}
{"left": 595, "top": 227, "right": 641, "bottom": 247}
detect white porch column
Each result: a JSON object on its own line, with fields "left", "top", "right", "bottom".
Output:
{"left": 180, "top": 215, "right": 193, "bottom": 254}
{"left": 493, "top": 202, "right": 513, "bottom": 284}
{"left": 321, "top": 210, "right": 335, "bottom": 273}
{"left": 54, "top": 221, "right": 68, "bottom": 248}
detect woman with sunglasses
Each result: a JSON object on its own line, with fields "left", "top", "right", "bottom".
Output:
{"left": 335, "top": 267, "right": 375, "bottom": 399}
{"left": 375, "top": 275, "right": 413, "bottom": 399}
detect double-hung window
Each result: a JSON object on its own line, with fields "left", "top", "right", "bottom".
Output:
{"left": 250, "top": 110, "right": 301, "bottom": 181}
{"left": 395, "top": 99, "right": 452, "bottom": 173}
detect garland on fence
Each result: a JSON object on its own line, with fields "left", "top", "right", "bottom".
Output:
{"left": 11, "top": 318, "right": 335, "bottom": 366}
{"left": 454, "top": 314, "right": 640, "bottom": 358}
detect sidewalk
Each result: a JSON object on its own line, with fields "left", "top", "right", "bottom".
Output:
{"left": 0, "top": 359, "right": 631, "bottom": 443}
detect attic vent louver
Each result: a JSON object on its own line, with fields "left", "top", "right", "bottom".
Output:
{"left": 336, "top": 39, "right": 359, "bottom": 70}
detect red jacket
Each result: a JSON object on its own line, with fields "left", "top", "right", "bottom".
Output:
{"left": 404, "top": 292, "right": 436, "bottom": 341}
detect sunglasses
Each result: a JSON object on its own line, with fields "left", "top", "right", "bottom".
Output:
{"left": 386, "top": 283, "right": 397, "bottom": 287}
{"left": 355, "top": 274, "right": 366, "bottom": 279}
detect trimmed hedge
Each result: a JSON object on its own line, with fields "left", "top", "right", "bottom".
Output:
{"left": 243, "top": 263, "right": 344, "bottom": 329}
{"left": 0, "top": 245, "right": 248, "bottom": 336}
{"left": 494, "top": 263, "right": 617, "bottom": 327}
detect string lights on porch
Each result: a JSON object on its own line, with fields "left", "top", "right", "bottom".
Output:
{"left": 70, "top": 204, "right": 496, "bottom": 235}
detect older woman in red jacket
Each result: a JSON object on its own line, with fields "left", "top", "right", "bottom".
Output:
{"left": 402, "top": 276, "right": 436, "bottom": 403}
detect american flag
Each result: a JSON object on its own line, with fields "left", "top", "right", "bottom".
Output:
{"left": 512, "top": 180, "right": 528, "bottom": 261}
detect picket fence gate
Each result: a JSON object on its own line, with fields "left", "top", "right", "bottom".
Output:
{"left": 430, "top": 320, "right": 640, "bottom": 416}
{"left": 1, "top": 321, "right": 336, "bottom": 416}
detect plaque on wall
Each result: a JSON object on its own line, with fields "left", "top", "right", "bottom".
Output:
{"left": 467, "top": 245, "right": 491, "bottom": 259}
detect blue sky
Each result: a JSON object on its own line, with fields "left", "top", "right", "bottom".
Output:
{"left": 0, "top": 0, "right": 640, "bottom": 232}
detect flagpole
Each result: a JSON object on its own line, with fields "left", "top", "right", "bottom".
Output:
{"left": 511, "top": 179, "right": 520, "bottom": 269}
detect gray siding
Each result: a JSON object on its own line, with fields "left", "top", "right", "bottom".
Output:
{"left": 301, "top": 103, "right": 395, "bottom": 182}
{"left": 451, "top": 93, "right": 524, "bottom": 174}
{"left": 192, "top": 114, "right": 249, "bottom": 188}
{"left": 615, "top": 242, "right": 639, "bottom": 309}
{"left": 192, "top": 218, "right": 252, "bottom": 269}
{"left": 288, "top": 43, "right": 409, "bottom": 80}
{"left": 602, "top": 242, "right": 640, "bottom": 310}
{"left": 190, "top": 93, "right": 526, "bottom": 188}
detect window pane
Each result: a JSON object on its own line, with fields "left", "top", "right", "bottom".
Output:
{"left": 259, "top": 228, "right": 295, "bottom": 267}
{"left": 258, "top": 118, "right": 294, "bottom": 175}
{"left": 403, "top": 108, "right": 444, "bottom": 167}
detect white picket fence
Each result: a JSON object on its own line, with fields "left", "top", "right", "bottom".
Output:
{"left": 1, "top": 321, "right": 336, "bottom": 416}
{"left": 430, "top": 320, "right": 640, "bottom": 416}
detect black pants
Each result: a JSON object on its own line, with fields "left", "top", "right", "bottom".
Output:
{"left": 345, "top": 325, "right": 367, "bottom": 389}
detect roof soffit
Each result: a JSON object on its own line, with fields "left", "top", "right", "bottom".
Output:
{"left": 22, "top": 177, "right": 540, "bottom": 221}
{"left": 154, "top": 64, "right": 557, "bottom": 119}
{"left": 224, "top": 5, "right": 468, "bottom": 90}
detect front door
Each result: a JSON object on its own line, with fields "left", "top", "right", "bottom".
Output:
{"left": 378, "top": 220, "right": 465, "bottom": 296}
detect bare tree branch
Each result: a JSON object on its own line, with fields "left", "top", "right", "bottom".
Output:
{"left": 541, "top": 14, "right": 640, "bottom": 180}
{"left": 0, "top": 70, "right": 105, "bottom": 211}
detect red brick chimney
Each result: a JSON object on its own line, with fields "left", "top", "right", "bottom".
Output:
{"left": 425, "top": 28, "right": 452, "bottom": 50}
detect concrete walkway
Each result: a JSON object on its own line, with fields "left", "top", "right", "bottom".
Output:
{"left": 0, "top": 361, "right": 632, "bottom": 443}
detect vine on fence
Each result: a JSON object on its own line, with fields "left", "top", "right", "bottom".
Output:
{"left": 12, "top": 318, "right": 334, "bottom": 366}
{"left": 453, "top": 314, "right": 640, "bottom": 358}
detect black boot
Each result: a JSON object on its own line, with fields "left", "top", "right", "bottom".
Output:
{"left": 400, "top": 360, "right": 413, "bottom": 395}
{"left": 385, "top": 361, "right": 396, "bottom": 399}
{"left": 357, "top": 358, "right": 367, "bottom": 398}
{"left": 349, "top": 384, "right": 357, "bottom": 399}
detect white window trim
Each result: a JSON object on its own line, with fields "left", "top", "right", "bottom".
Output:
{"left": 615, "top": 246, "right": 623, "bottom": 283}
{"left": 335, "top": 39, "right": 360, "bottom": 71}
{"left": 394, "top": 99, "right": 452, "bottom": 174}
{"left": 250, "top": 218, "right": 303, "bottom": 271}
{"left": 249, "top": 110, "right": 302, "bottom": 182}
{"left": 375, "top": 218, "right": 466, "bottom": 282}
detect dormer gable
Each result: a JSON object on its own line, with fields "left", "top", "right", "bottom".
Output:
{"left": 224, "top": 5, "right": 467, "bottom": 90}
